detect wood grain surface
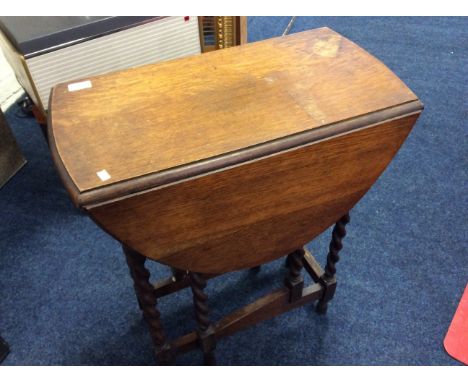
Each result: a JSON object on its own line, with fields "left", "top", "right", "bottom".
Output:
{"left": 49, "top": 27, "right": 418, "bottom": 196}
{"left": 89, "top": 113, "right": 420, "bottom": 273}
{"left": 48, "top": 27, "right": 423, "bottom": 273}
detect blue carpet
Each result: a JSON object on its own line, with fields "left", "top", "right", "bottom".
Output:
{"left": 0, "top": 17, "right": 467, "bottom": 365}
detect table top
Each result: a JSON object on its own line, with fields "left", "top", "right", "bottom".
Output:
{"left": 49, "top": 27, "right": 420, "bottom": 206}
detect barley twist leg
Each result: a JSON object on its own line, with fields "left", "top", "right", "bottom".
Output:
{"left": 189, "top": 272, "right": 217, "bottom": 365}
{"left": 316, "top": 213, "right": 350, "bottom": 314}
{"left": 123, "top": 245, "right": 173, "bottom": 364}
{"left": 284, "top": 248, "right": 305, "bottom": 302}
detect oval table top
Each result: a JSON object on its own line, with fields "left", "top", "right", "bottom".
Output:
{"left": 48, "top": 27, "right": 420, "bottom": 208}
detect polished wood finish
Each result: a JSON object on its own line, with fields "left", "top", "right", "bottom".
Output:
{"left": 49, "top": 27, "right": 419, "bottom": 196}
{"left": 48, "top": 27, "right": 423, "bottom": 364}
{"left": 121, "top": 243, "right": 340, "bottom": 365}
{"left": 323, "top": 213, "right": 350, "bottom": 280}
{"left": 150, "top": 247, "right": 327, "bottom": 359}
{"left": 122, "top": 243, "right": 336, "bottom": 364}
{"left": 284, "top": 249, "right": 305, "bottom": 302}
{"left": 49, "top": 101, "right": 420, "bottom": 209}
{"left": 302, "top": 249, "right": 324, "bottom": 282}
{"left": 171, "top": 283, "right": 324, "bottom": 356}
{"left": 48, "top": 28, "right": 422, "bottom": 273}
{"left": 123, "top": 245, "right": 174, "bottom": 365}
{"left": 189, "top": 272, "right": 217, "bottom": 365}
{"left": 89, "top": 114, "right": 418, "bottom": 274}
{"left": 316, "top": 213, "right": 350, "bottom": 314}
{"left": 153, "top": 271, "right": 216, "bottom": 299}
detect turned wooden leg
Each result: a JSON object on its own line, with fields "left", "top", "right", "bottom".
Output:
{"left": 123, "top": 245, "right": 173, "bottom": 365}
{"left": 189, "top": 272, "right": 217, "bottom": 365}
{"left": 284, "top": 248, "right": 305, "bottom": 302}
{"left": 316, "top": 213, "right": 350, "bottom": 314}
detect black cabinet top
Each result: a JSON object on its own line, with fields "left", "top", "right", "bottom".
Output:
{"left": 0, "top": 16, "right": 159, "bottom": 58}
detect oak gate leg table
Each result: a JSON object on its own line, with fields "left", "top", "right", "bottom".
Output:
{"left": 48, "top": 27, "right": 423, "bottom": 365}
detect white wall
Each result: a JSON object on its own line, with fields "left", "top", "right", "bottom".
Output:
{"left": 0, "top": 48, "right": 23, "bottom": 111}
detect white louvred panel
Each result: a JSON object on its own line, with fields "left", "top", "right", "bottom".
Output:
{"left": 27, "top": 16, "right": 201, "bottom": 109}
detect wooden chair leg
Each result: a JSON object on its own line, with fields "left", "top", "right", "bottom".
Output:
{"left": 123, "top": 245, "right": 174, "bottom": 365}
{"left": 316, "top": 213, "right": 350, "bottom": 314}
{"left": 284, "top": 248, "right": 305, "bottom": 302}
{"left": 189, "top": 272, "right": 217, "bottom": 365}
